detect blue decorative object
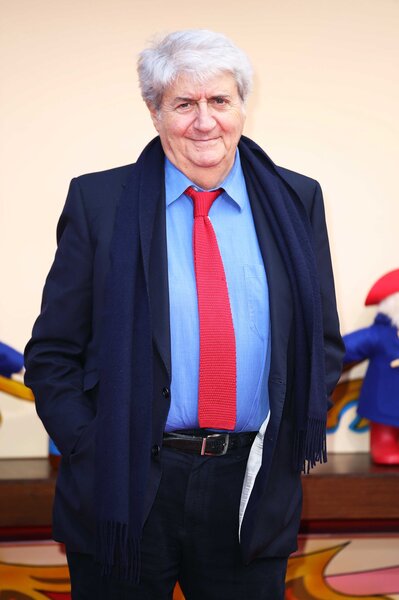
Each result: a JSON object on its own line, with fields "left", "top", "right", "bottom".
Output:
{"left": 0, "top": 341, "right": 23, "bottom": 377}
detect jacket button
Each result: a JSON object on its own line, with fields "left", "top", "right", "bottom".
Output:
{"left": 151, "top": 444, "right": 160, "bottom": 458}
{"left": 162, "top": 387, "right": 170, "bottom": 399}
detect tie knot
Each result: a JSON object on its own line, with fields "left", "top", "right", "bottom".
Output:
{"left": 185, "top": 186, "right": 223, "bottom": 217}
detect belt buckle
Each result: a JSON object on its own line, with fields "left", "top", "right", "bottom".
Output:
{"left": 201, "top": 433, "right": 230, "bottom": 456}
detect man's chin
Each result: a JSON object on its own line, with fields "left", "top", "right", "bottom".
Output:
{"left": 189, "top": 152, "right": 226, "bottom": 170}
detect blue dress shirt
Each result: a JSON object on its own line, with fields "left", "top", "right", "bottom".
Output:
{"left": 165, "top": 151, "right": 270, "bottom": 432}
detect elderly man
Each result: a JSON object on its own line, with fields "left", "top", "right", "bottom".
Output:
{"left": 25, "top": 29, "right": 343, "bottom": 599}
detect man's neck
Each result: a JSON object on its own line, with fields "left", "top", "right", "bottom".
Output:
{"left": 169, "top": 159, "right": 235, "bottom": 191}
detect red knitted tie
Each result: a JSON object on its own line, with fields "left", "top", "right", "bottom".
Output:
{"left": 185, "top": 186, "right": 236, "bottom": 430}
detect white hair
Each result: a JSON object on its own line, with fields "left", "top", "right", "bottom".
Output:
{"left": 379, "top": 291, "right": 399, "bottom": 328}
{"left": 137, "top": 29, "right": 253, "bottom": 109}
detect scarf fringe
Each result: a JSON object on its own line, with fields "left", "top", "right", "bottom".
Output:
{"left": 293, "top": 417, "right": 327, "bottom": 474}
{"left": 96, "top": 520, "right": 141, "bottom": 583}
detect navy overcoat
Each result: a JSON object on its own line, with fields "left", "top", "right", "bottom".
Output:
{"left": 25, "top": 136, "right": 343, "bottom": 563}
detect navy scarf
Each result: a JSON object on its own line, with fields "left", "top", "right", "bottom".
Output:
{"left": 95, "top": 135, "right": 327, "bottom": 581}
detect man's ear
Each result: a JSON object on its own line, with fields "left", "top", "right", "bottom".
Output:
{"left": 147, "top": 102, "right": 160, "bottom": 132}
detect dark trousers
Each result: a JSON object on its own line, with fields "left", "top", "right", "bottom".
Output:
{"left": 67, "top": 445, "right": 287, "bottom": 599}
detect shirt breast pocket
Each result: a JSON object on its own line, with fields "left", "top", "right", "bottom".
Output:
{"left": 244, "top": 264, "right": 268, "bottom": 341}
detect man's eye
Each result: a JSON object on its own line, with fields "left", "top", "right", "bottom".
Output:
{"left": 176, "top": 102, "right": 192, "bottom": 111}
{"left": 213, "top": 97, "right": 227, "bottom": 105}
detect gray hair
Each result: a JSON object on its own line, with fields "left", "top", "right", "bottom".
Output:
{"left": 137, "top": 29, "right": 253, "bottom": 110}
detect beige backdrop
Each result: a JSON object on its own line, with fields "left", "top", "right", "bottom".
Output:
{"left": 1, "top": 0, "right": 398, "bottom": 456}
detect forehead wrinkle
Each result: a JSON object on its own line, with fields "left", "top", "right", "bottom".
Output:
{"left": 171, "top": 92, "right": 233, "bottom": 103}
{"left": 178, "top": 93, "right": 231, "bottom": 99}
{"left": 163, "top": 72, "right": 240, "bottom": 103}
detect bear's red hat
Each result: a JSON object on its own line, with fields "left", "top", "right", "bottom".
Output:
{"left": 365, "top": 269, "right": 399, "bottom": 306}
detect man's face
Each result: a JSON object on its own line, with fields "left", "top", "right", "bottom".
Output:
{"left": 149, "top": 72, "right": 246, "bottom": 187}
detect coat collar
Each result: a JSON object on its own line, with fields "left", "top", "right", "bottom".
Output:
{"left": 133, "top": 135, "right": 296, "bottom": 383}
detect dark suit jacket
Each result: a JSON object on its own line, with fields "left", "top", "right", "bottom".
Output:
{"left": 24, "top": 136, "right": 343, "bottom": 563}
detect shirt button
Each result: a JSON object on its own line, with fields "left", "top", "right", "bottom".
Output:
{"left": 151, "top": 445, "right": 160, "bottom": 458}
{"left": 162, "top": 387, "right": 170, "bottom": 399}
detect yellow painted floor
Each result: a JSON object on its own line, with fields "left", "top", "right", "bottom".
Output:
{"left": 1, "top": 534, "right": 399, "bottom": 599}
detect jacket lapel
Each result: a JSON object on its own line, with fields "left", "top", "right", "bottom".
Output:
{"left": 138, "top": 141, "right": 171, "bottom": 377}
{"left": 244, "top": 169, "right": 293, "bottom": 399}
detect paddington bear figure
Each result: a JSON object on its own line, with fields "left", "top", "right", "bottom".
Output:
{"left": 343, "top": 269, "right": 399, "bottom": 464}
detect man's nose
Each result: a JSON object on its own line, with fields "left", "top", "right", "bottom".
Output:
{"left": 194, "top": 102, "right": 216, "bottom": 131}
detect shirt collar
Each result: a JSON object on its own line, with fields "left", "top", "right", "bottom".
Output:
{"left": 165, "top": 149, "right": 246, "bottom": 212}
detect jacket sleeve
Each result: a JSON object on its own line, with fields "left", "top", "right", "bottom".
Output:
{"left": 24, "top": 178, "right": 96, "bottom": 457}
{"left": 310, "top": 181, "right": 345, "bottom": 399}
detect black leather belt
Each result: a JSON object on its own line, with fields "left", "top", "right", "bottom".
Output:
{"left": 163, "top": 430, "right": 257, "bottom": 456}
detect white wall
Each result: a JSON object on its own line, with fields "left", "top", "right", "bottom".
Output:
{"left": 1, "top": 0, "right": 398, "bottom": 455}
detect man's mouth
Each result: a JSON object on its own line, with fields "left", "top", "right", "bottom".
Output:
{"left": 190, "top": 137, "right": 220, "bottom": 144}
